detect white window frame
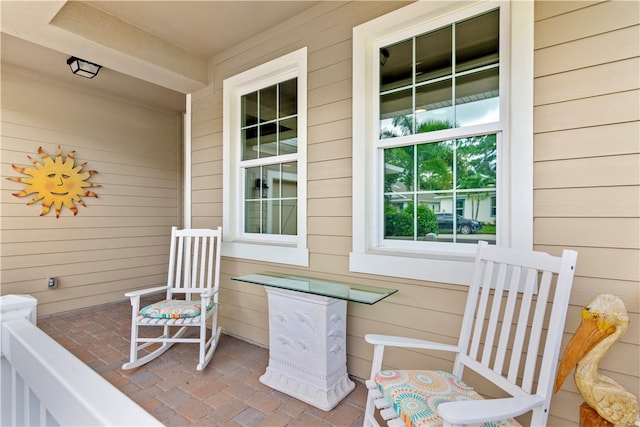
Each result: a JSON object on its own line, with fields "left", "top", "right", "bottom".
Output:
{"left": 351, "top": 1, "right": 533, "bottom": 285}
{"left": 222, "top": 47, "right": 309, "bottom": 267}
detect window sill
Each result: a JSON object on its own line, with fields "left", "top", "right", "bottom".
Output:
{"left": 222, "top": 241, "right": 309, "bottom": 267}
{"left": 349, "top": 249, "right": 475, "bottom": 286}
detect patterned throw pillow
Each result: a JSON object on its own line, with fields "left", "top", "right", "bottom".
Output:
{"left": 139, "top": 299, "right": 215, "bottom": 319}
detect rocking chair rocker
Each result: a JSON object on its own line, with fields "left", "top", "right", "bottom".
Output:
{"left": 122, "top": 227, "right": 222, "bottom": 371}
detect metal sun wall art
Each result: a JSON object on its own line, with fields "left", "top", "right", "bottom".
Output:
{"left": 8, "top": 146, "right": 100, "bottom": 218}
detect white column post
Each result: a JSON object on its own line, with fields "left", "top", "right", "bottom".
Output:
{"left": 0, "top": 294, "right": 37, "bottom": 355}
{"left": 184, "top": 93, "right": 192, "bottom": 229}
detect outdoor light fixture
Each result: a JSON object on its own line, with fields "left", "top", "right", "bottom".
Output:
{"left": 380, "top": 48, "right": 390, "bottom": 66}
{"left": 67, "top": 56, "right": 102, "bottom": 79}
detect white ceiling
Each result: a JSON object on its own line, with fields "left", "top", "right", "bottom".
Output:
{"left": 1, "top": 1, "right": 321, "bottom": 112}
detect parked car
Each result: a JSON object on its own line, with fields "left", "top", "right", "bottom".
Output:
{"left": 436, "top": 213, "right": 482, "bottom": 234}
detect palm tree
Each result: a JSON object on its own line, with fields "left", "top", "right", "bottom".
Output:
{"left": 456, "top": 134, "right": 496, "bottom": 220}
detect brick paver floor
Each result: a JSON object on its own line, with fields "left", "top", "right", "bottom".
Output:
{"left": 38, "top": 297, "right": 367, "bottom": 427}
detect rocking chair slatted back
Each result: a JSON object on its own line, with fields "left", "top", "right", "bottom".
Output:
{"left": 167, "top": 228, "right": 220, "bottom": 300}
{"left": 456, "top": 241, "right": 577, "bottom": 403}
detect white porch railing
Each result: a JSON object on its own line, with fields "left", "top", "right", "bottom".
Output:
{"left": 1, "top": 295, "right": 162, "bottom": 426}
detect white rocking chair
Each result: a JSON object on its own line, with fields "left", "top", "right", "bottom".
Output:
{"left": 363, "top": 241, "right": 578, "bottom": 427}
{"left": 122, "top": 227, "right": 222, "bottom": 371}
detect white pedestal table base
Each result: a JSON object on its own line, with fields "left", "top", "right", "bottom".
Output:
{"left": 261, "top": 287, "right": 355, "bottom": 411}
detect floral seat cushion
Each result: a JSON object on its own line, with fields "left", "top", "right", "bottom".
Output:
{"left": 374, "top": 370, "right": 521, "bottom": 427}
{"left": 139, "top": 298, "right": 215, "bottom": 319}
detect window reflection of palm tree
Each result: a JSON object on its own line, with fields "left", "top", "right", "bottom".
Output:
{"left": 383, "top": 117, "right": 497, "bottom": 225}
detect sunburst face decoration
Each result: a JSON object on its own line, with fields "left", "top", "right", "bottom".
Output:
{"left": 8, "top": 146, "right": 100, "bottom": 218}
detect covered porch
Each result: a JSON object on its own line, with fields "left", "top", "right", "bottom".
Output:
{"left": 36, "top": 296, "right": 367, "bottom": 426}
{"left": 2, "top": 2, "right": 638, "bottom": 426}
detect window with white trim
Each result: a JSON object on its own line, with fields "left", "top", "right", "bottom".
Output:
{"left": 222, "top": 48, "right": 308, "bottom": 267}
{"left": 351, "top": 1, "right": 533, "bottom": 285}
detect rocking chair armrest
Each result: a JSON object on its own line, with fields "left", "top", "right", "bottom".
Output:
{"left": 124, "top": 286, "right": 168, "bottom": 299}
{"left": 177, "top": 288, "right": 217, "bottom": 298}
{"left": 438, "top": 395, "right": 544, "bottom": 425}
{"left": 199, "top": 288, "right": 217, "bottom": 298}
{"left": 365, "top": 334, "right": 460, "bottom": 353}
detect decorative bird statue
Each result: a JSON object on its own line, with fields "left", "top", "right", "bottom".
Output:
{"left": 555, "top": 294, "right": 639, "bottom": 427}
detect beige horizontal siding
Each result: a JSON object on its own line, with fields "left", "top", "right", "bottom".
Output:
{"left": 535, "top": 2, "right": 640, "bottom": 425}
{"left": 308, "top": 98, "right": 352, "bottom": 128}
{"left": 535, "top": 0, "right": 638, "bottom": 49}
{"left": 535, "top": 186, "right": 640, "bottom": 217}
{"left": 308, "top": 177, "right": 352, "bottom": 199}
{"left": 534, "top": 1, "right": 602, "bottom": 21}
{"left": 307, "top": 235, "right": 352, "bottom": 256}
{"left": 309, "top": 77, "right": 351, "bottom": 108}
{"left": 535, "top": 155, "right": 640, "bottom": 187}
{"left": 535, "top": 25, "right": 639, "bottom": 77}
{"left": 535, "top": 90, "right": 639, "bottom": 133}
{"left": 535, "top": 58, "right": 639, "bottom": 105}
{"left": 308, "top": 158, "right": 352, "bottom": 181}
{"left": 568, "top": 276, "right": 640, "bottom": 312}
{"left": 538, "top": 245, "right": 639, "bottom": 283}
{"left": 535, "top": 217, "right": 639, "bottom": 248}
{"left": 307, "top": 215, "right": 351, "bottom": 235}
{"left": 308, "top": 196, "right": 351, "bottom": 217}
{"left": 1, "top": 66, "right": 182, "bottom": 316}
{"left": 308, "top": 137, "right": 352, "bottom": 161}
{"left": 308, "top": 118, "right": 352, "bottom": 143}
{"left": 535, "top": 122, "right": 640, "bottom": 161}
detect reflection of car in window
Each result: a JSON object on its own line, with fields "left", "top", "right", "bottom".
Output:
{"left": 436, "top": 213, "right": 482, "bottom": 235}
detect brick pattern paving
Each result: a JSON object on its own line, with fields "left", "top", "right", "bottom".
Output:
{"left": 37, "top": 297, "right": 367, "bottom": 426}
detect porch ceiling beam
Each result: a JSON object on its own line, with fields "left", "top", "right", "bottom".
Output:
{"left": 1, "top": 1, "right": 208, "bottom": 94}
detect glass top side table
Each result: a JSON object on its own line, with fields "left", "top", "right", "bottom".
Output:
{"left": 231, "top": 272, "right": 397, "bottom": 411}
{"left": 232, "top": 272, "right": 397, "bottom": 304}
